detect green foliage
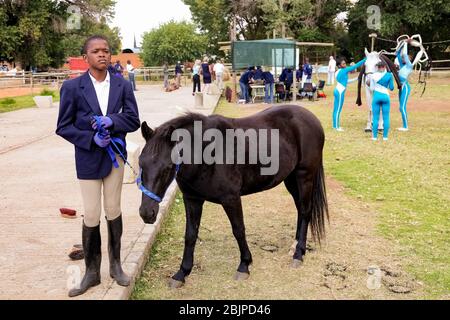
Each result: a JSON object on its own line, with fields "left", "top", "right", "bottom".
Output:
{"left": 347, "top": 0, "right": 450, "bottom": 60}
{"left": 0, "top": 0, "right": 120, "bottom": 69}
{"left": 0, "top": 98, "right": 16, "bottom": 106}
{"left": 184, "top": 0, "right": 349, "bottom": 60}
{"left": 140, "top": 21, "right": 208, "bottom": 66}
{"left": 62, "top": 17, "right": 122, "bottom": 57}
{"left": 38, "top": 89, "right": 56, "bottom": 97}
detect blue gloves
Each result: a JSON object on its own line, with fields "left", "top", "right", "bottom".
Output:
{"left": 93, "top": 132, "right": 111, "bottom": 148}
{"left": 91, "top": 116, "right": 113, "bottom": 130}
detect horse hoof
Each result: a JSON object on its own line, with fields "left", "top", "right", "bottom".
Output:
{"left": 234, "top": 272, "right": 250, "bottom": 281}
{"left": 168, "top": 278, "right": 184, "bottom": 289}
{"left": 291, "top": 259, "right": 303, "bottom": 269}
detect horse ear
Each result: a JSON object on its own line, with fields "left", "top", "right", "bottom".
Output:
{"left": 141, "top": 121, "right": 154, "bottom": 141}
{"left": 365, "top": 48, "right": 370, "bottom": 57}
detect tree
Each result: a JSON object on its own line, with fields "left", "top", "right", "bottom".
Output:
{"left": 347, "top": 0, "right": 450, "bottom": 60}
{"left": 0, "top": 0, "right": 120, "bottom": 69}
{"left": 62, "top": 17, "right": 122, "bottom": 57}
{"left": 182, "top": 0, "right": 268, "bottom": 51}
{"left": 184, "top": 0, "right": 350, "bottom": 61}
{"left": 140, "top": 21, "right": 208, "bottom": 66}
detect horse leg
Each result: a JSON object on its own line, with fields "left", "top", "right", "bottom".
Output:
{"left": 222, "top": 198, "right": 253, "bottom": 281}
{"left": 287, "top": 169, "right": 314, "bottom": 268}
{"left": 284, "top": 173, "right": 301, "bottom": 241}
{"left": 169, "top": 195, "right": 204, "bottom": 288}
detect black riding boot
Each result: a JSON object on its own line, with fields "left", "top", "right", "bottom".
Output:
{"left": 68, "top": 223, "right": 101, "bottom": 297}
{"left": 106, "top": 215, "right": 130, "bottom": 286}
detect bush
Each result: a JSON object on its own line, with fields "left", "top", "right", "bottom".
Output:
{"left": 0, "top": 98, "right": 16, "bottom": 106}
{"left": 38, "top": 89, "right": 56, "bottom": 97}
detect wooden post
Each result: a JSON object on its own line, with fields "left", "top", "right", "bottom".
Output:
{"left": 30, "top": 72, "right": 33, "bottom": 95}
{"left": 369, "top": 33, "right": 377, "bottom": 52}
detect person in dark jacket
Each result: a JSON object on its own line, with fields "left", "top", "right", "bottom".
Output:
{"left": 56, "top": 35, "right": 140, "bottom": 297}
{"left": 239, "top": 67, "right": 255, "bottom": 103}
{"left": 253, "top": 66, "right": 263, "bottom": 81}
{"left": 262, "top": 69, "right": 274, "bottom": 104}
{"left": 302, "top": 58, "right": 313, "bottom": 83}
{"left": 175, "top": 61, "right": 183, "bottom": 87}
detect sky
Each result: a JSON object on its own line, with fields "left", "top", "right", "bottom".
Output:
{"left": 111, "top": 0, "right": 192, "bottom": 49}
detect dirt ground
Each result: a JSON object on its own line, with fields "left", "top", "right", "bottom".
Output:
{"left": 136, "top": 175, "right": 423, "bottom": 300}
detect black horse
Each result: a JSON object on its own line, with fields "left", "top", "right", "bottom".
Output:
{"left": 139, "top": 105, "right": 328, "bottom": 288}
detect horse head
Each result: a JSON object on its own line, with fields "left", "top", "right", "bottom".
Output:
{"left": 138, "top": 121, "right": 178, "bottom": 224}
{"left": 364, "top": 48, "right": 382, "bottom": 74}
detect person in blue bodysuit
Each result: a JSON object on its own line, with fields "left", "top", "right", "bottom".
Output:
{"left": 332, "top": 57, "right": 366, "bottom": 131}
{"left": 395, "top": 40, "right": 425, "bottom": 131}
{"left": 369, "top": 61, "right": 394, "bottom": 141}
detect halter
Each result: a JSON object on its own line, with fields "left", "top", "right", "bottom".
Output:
{"left": 136, "top": 164, "right": 180, "bottom": 203}
{"left": 94, "top": 115, "right": 181, "bottom": 203}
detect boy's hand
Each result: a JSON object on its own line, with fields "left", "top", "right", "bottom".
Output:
{"left": 91, "top": 116, "right": 113, "bottom": 130}
{"left": 93, "top": 132, "right": 111, "bottom": 148}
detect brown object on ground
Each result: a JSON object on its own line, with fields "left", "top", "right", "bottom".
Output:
{"left": 225, "top": 86, "right": 232, "bottom": 102}
{"left": 68, "top": 245, "right": 84, "bottom": 261}
{"left": 165, "top": 82, "right": 180, "bottom": 92}
{"left": 60, "top": 208, "right": 77, "bottom": 219}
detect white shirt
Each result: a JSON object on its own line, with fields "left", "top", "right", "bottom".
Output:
{"left": 328, "top": 59, "right": 336, "bottom": 72}
{"left": 89, "top": 72, "right": 110, "bottom": 116}
{"left": 126, "top": 64, "right": 135, "bottom": 74}
{"left": 213, "top": 63, "right": 225, "bottom": 74}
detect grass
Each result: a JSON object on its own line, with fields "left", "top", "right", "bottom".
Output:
{"left": 131, "top": 193, "right": 186, "bottom": 299}
{"left": 0, "top": 88, "right": 60, "bottom": 113}
{"left": 132, "top": 75, "right": 450, "bottom": 299}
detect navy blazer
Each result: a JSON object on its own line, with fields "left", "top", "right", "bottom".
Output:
{"left": 56, "top": 71, "right": 140, "bottom": 180}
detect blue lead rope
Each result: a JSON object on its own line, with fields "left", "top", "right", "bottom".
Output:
{"left": 94, "top": 116, "right": 137, "bottom": 176}
{"left": 94, "top": 116, "right": 180, "bottom": 204}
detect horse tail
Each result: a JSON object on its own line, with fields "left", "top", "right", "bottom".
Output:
{"left": 310, "top": 159, "right": 329, "bottom": 243}
{"left": 356, "top": 64, "right": 365, "bottom": 106}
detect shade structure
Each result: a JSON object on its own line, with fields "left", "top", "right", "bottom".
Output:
{"left": 232, "top": 39, "right": 297, "bottom": 71}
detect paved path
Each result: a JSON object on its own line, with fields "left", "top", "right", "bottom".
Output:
{"left": 0, "top": 85, "right": 218, "bottom": 299}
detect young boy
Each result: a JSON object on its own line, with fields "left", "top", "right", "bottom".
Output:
{"left": 56, "top": 35, "right": 140, "bottom": 297}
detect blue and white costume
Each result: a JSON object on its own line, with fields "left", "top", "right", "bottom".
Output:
{"left": 370, "top": 70, "right": 394, "bottom": 140}
{"left": 396, "top": 43, "right": 413, "bottom": 129}
{"left": 396, "top": 42, "right": 425, "bottom": 129}
{"left": 332, "top": 58, "right": 366, "bottom": 130}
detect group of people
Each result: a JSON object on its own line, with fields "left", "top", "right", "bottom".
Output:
{"left": 108, "top": 60, "right": 137, "bottom": 91}
{"left": 238, "top": 58, "right": 317, "bottom": 104}
{"left": 331, "top": 38, "right": 422, "bottom": 141}
{"left": 191, "top": 58, "right": 226, "bottom": 96}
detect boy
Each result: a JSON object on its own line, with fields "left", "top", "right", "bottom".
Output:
{"left": 56, "top": 35, "right": 140, "bottom": 297}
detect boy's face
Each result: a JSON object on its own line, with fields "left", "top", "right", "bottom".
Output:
{"left": 83, "top": 39, "right": 111, "bottom": 71}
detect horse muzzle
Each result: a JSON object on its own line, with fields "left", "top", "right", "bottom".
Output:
{"left": 139, "top": 204, "right": 160, "bottom": 224}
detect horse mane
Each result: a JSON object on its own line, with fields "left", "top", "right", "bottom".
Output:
{"left": 149, "top": 112, "right": 208, "bottom": 154}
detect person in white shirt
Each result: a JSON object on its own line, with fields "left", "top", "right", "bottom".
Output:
{"left": 213, "top": 59, "right": 225, "bottom": 91}
{"left": 328, "top": 56, "right": 336, "bottom": 85}
{"left": 126, "top": 60, "right": 137, "bottom": 91}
